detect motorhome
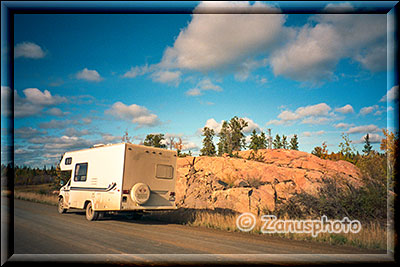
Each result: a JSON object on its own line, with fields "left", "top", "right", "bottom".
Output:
{"left": 57, "top": 143, "right": 177, "bottom": 221}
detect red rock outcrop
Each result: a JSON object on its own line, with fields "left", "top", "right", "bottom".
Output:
{"left": 175, "top": 149, "right": 362, "bottom": 215}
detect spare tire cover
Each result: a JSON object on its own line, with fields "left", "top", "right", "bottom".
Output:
{"left": 130, "top": 183, "right": 150, "bottom": 205}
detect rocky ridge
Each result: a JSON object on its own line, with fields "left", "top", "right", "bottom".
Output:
{"left": 175, "top": 149, "right": 362, "bottom": 215}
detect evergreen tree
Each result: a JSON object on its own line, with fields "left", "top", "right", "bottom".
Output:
{"left": 259, "top": 131, "right": 267, "bottom": 149}
{"left": 282, "top": 135, "right": 288, "bottom": 149}
{"left": 229, "top": 116, "right": 248, "bottom": 152}
{"left": 200, "top": 127, "right": 216, "bottom": 156}
{"left": 311, "top": 146, "right": 323, "bottom": 158}
{"left": 248, "top": 129, "right": 260, "bottom": 150}
{"left": 289, "top": 134, "right": 299, "bottom": 150}
{"left": 362, "top": 133, "right": 373, "bottom": 155}
{"left": 273, "top": 134, "right": 282, "bottom": 149}
{"left": 217, "top": 121, "right": 231, "bottom": 155}
{"left": 143, "top": 134, "right": 167, "bottom": 148}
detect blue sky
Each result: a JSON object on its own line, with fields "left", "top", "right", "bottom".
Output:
{"left": 1, "top": 1, "right": 399, "bottom": 167}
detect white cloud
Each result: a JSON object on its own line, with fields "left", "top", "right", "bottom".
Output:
{"left": 82, "top": 117, "right": 92, "bottom": 124}
{"left": 359, "top": 105, "right": 378, "bottom": 116}
{"left": 186, "top": 78, "right": 222, "bottom": 96}
{"left": 335, "top": 104, "right": 354, "bottom": 114}
{"left": 334, "top": 122, "right": 354, "bottom": 129}
{"left": 203, "top": 118, "right": 224, "bottom": 133}
{"left": 101, "top": 133, "right": 122, "bottom": 143}
{"left": 202, "top": 117, "right": 260, "bottom": 134}
{"left": 268, "top": 103, "right": 333, "bottom": 125}
{"left": 1, "top": 86, "right": 11, "bottom": 116}
{"left": 14, "top": 42, "right": 46, "bottom": 59}
{"left": 14, "top": 88, "right": 67, "bottom": 118}
{"left": 43, "top": 136, "right": 93, "bottom": 150}
{"left": 23, "top": 88, "right": 65, "bottom": 106}
{"left": 27, "top": 135, "right": 94, "bottom": 152}
{"left": 105, "top": 101, "right": 160, "bottom": 127}
{"left": 277, "top": 110, "right": 300, "bottom": 121}
{"left": 186, "top": 88, "right": 202, "bottom": 96}
{"left": 64, "top": 128, "right": 90, "bottom": 137}
{"left": 354, "top": 133, "right": 383, "bottom": 144}
{"left": 303, "top": 130, "right": 325, "bottom": 137}
{"left": 39, "top": 119, "right": 80, "bottom": 129}
{"left": 258, "top": 77, "right": 268, "bottom": 84}
{"left": 45, "top": 107, "right": 69, "bottom": 117}
{"left": 301, "top": 117, "right": 333, "bottom": 125}
{"left": 270, "top": 23, "right": 340, "bottom": 83}
{"left": 354, "top": 43, "right": 387, "bottom": 72}
{"left": 76, "top": 68, "right": 103, "bottom": 82}
{"left": 150, "top": 70, "right": 181, "bottom": 86}
{"left": 182, "top": 141, "right": 199, "bottom": 151}
{"left": 196, "top": 78, "right": 222, "bottom": 92}
{"left": 380, "top": 85, "right": 399, "bottom": 102}
{"left": 296, "top": 103, "right": 331, "bottom": 117}
{"left": 270, "top": 14, "right": 386, "bottom": 83}
{"left": 122, "top": 64, "right": 151, "bottom": 78}
{"left": 234, "top": 58, "right": 268, "bottom": 81}
{"left": 347, "top": 124, "right": 380, "bottom": 134}
{"left": 266, "top": 119, "right": 285, "bottom": 126}
{"left": 242, "top": 117, "right": 261, "bottom": 133}
{"left": 159, "top": 1, "right": 287, "bottom": 73}
{"left": 14, "top": 127, "right": 47, "bottom": 139}
{"left": 323, "top": 2, "right": 354, "bottom": 13}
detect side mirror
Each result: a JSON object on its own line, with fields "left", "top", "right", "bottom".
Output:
{"left": 60, "top": 180, "right": 64, "bottom": 186}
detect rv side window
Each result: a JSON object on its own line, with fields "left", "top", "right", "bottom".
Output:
{"left": 65, "top": 157, "right": 72, "bottom": 165}
{"left": 156, "top": 164, "right": 174, "bottom": 179}
{"left": 74, "top": 163, "right": 88, "bottom": 182}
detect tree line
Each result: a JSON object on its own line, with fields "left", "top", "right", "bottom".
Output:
{"left": 200, "top": 116, "right": 299, "bottom": 156}
{"left": 122, "top": 130, "right": 192, "bottom": 157}
{"left": 1, "top": 165, "right": 58, "bottom": 186}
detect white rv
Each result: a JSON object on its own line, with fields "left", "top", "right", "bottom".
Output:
{"left": 57, "top": 143, "right": 177, "bottom": 221}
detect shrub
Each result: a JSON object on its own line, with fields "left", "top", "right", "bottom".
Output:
{"left": 276, "top": 176, "right": 387, "bottom": 223}
{"left": 247, "top": 150, "right": 265, "bottom": 162}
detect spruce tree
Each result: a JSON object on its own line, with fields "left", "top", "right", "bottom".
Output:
{"left": 217, "top": 121, "right": 231, "bottom": 155}
{"left": 229, "top": 116, "right": 248, "bottom": 152}
{"left": 144, "top": 134, "right": 167, "bottom": 148}
{"left": 289, "top": 134, "right": 299, "bottom": 150}
{"left": 362, "top": 133, "right": 373, "bottom": 155}
{"left": 273, "top": 134, "right": 282, "bottom": 149}
{"left": 200, "top": 127, "right": 216, "bottom": 156}
{"left": 282, "top": 135, "right": 288, "bottom": 149}
{"left": 248, "top": 129, "right": 260, "bottom": 150}
{"left": 259, "top": 131, "right": 267, "bottom": 149}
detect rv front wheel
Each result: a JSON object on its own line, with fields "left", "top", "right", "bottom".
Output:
{"left": 85, "top": 202, "right": 99, "bottom": 221}
{"left": 57, "top": 197, "right": 67, "bottom": 214}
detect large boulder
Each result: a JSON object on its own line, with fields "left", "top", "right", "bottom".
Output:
{"left": 175, "top": 149, "right": 362, "bottom": 214}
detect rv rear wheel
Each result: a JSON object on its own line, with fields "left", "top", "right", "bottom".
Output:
{"left": 57, "top": 197, "right": 67, "bottom": 214}
{"left": 85, "top": 202, "right": 99, "bottom": 221}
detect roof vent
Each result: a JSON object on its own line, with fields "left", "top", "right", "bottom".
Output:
{"left": 93, "top": 144, "right": 105, "bottom": 148}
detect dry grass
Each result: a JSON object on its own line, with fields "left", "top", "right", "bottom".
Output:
{"left": 14, "top": 190, "right": 58, "bottom": 206}
{"left": 149, "top": 208, "right": 388, "bottom": 250}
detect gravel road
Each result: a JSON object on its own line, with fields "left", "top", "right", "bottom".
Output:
{"left": 6, "top": 198, "right": 391, "bottom": 264}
